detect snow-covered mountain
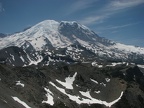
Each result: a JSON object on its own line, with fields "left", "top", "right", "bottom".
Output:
{"left": 0, "top": 20, "right": 144, "bottom": 65}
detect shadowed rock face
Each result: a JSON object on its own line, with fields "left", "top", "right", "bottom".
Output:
{"left": 59, "top": 22, "right": 98, "bottom": 42}
{"left": 0, "top": 63, "right": 144, "bottom": 108}
{"left": 58, "top": 21, "right": 114, "bottom": 46}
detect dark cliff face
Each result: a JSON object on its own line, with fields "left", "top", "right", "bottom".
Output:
{"left": 0, "top": 63, "right": 144, "bottom": 108}
{"left": 58, "top": 22, "right": 95, "bottom": 42}
{"left": 58, "top": 22, "right": 113, "bottom": 46}
{"left": 0, "top": 46, "right": 35, "bottom": 66}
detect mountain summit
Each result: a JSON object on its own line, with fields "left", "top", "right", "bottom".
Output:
{"left": 0, "top": 20, "right": 101, "bottom": 50}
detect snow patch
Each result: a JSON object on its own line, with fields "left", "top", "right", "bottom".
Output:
{"left": 42, "top": 87, "right": 54, "bottom": 106}
{"left": 90, "top": 78, "right": 98, "bottom": 84}
{"left": 91, "top": 62, "right": 103, "bottom": 68}
{"left": 16, "top": 81, "right": 24, "bottom": 87}
{"left": 106, "top": 62, "right": 124, "bottom": 67}
{"left": 49, "top": 81, "right": 123, "bottom": 107}
{"left": 56, "top": 72, "right": 77, "bottom": 89}
{"left": 138, "top": 65, "right": 144, "bottom": 68}
{"left": 12, "top": 96, "right": 31, "bottom": 108}
{"left": 20, "top": 56, "right": 25, "bottom": 62}
{"left": 94, "top": 90, "right": 101, "bottom": 94}
{"left": 0, "top": 98, "right": 7, "bottom": 103}
{"left": 100, "top": 82, "right": 106, "bottom": 87}
{"left": 105, "top": 78, "right": 110, "bottom": 82}
{"left": 79, "top": 91, "right": 92, "bottom": 99}
{"left": 76, "top": 84, "right": 79, "bottom": 87}
{"left": 98, "top": 65, "right": 103, "bottom": 68}
{"left": 91, "top": 62, "right": 98, "bottom": 66}
{"left": 10, "top": 54, "right": 15, "bottom": 61}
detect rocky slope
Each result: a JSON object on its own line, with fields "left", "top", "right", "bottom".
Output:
{"left": 0, "top": 63, "right": 144, "bottom": 108}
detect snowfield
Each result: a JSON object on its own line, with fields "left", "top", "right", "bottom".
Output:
{"left": 49, "top": 81, "right": 123, "bottom": 107}
{"left": 12, "top": 96, "right": 31, "bottom": 108}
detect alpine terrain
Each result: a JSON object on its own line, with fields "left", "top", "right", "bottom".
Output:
{"left": 0, "top": 20, "right": 144, "bottom": 108}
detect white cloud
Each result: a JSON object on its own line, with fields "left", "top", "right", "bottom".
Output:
{"left": 108, "top": 0, "right": 144, "bottom": 10}
{"left": 79, "top": 14, "right": 109, "bottom": 25}
{"left": 79, "top": 0, "right": 144, "bottom": 26}
{"left": 93, "top": 23, "right": 139, "bottom": 34}
{"left": 0, "top": 2, "right": 5, "bottom": 12}
{"left": 66, "top": 0, "right": 98, "bottom": 15}
{"left": 105, "top": 23, "right": 139, "bottom": 30}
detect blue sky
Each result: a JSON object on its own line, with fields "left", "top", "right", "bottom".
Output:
{"left": 0, "top": 0, "right": 144, "bottom": 47}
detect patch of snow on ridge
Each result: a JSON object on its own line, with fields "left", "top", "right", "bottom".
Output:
{"left": 12, "top": 96, "right": 31, "bottom": 108}
{"left": 91, "top": 62, "right": 103, "bottom": 68}
{"left": 91, "top": 62, "right": 98, "bottom": 66}
{"left": 10, "top": 54, "right": 15, "bottom": 61}
{"left": 105, "top": 78, "right": 110, "bottom": 82}
{"left": 90, "top": 78, "right": 98, "bottom": 84}
{"left": 1, "top": 99, "right": 7, "bottom": 103}
{"left": 98, "top": 65, "right": 103, "bottom": 68}
{"left": 49, "top": 81, "right": 124, "bottom": 107}
{"left": 42, "top": 87, "right": 54, "bottom": 106}
{"left": 100, "top": 82, "right": 106, "bottom": 87}
{"left": 94, "top": 90, "right": 101, "bottom": 94}
{"left": 20, "top": 56, "right": 25, "bottom": 62}
{"left": 56, "top": 72, "right": 77, "bottom": 89}
{"left": 49, "top": 81, "right": 81, "bottom": 103}
{"left": 138, "top": 65, "right": 144, "bottom": 68}
{"left": 79, "top": 91, "right": 92, "bottom": 99}
{"left": 16, "top": 81, "right": 24, "bottom": 87}
{"left": 106, "top": 62, "right": 124, "bottom": 67}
